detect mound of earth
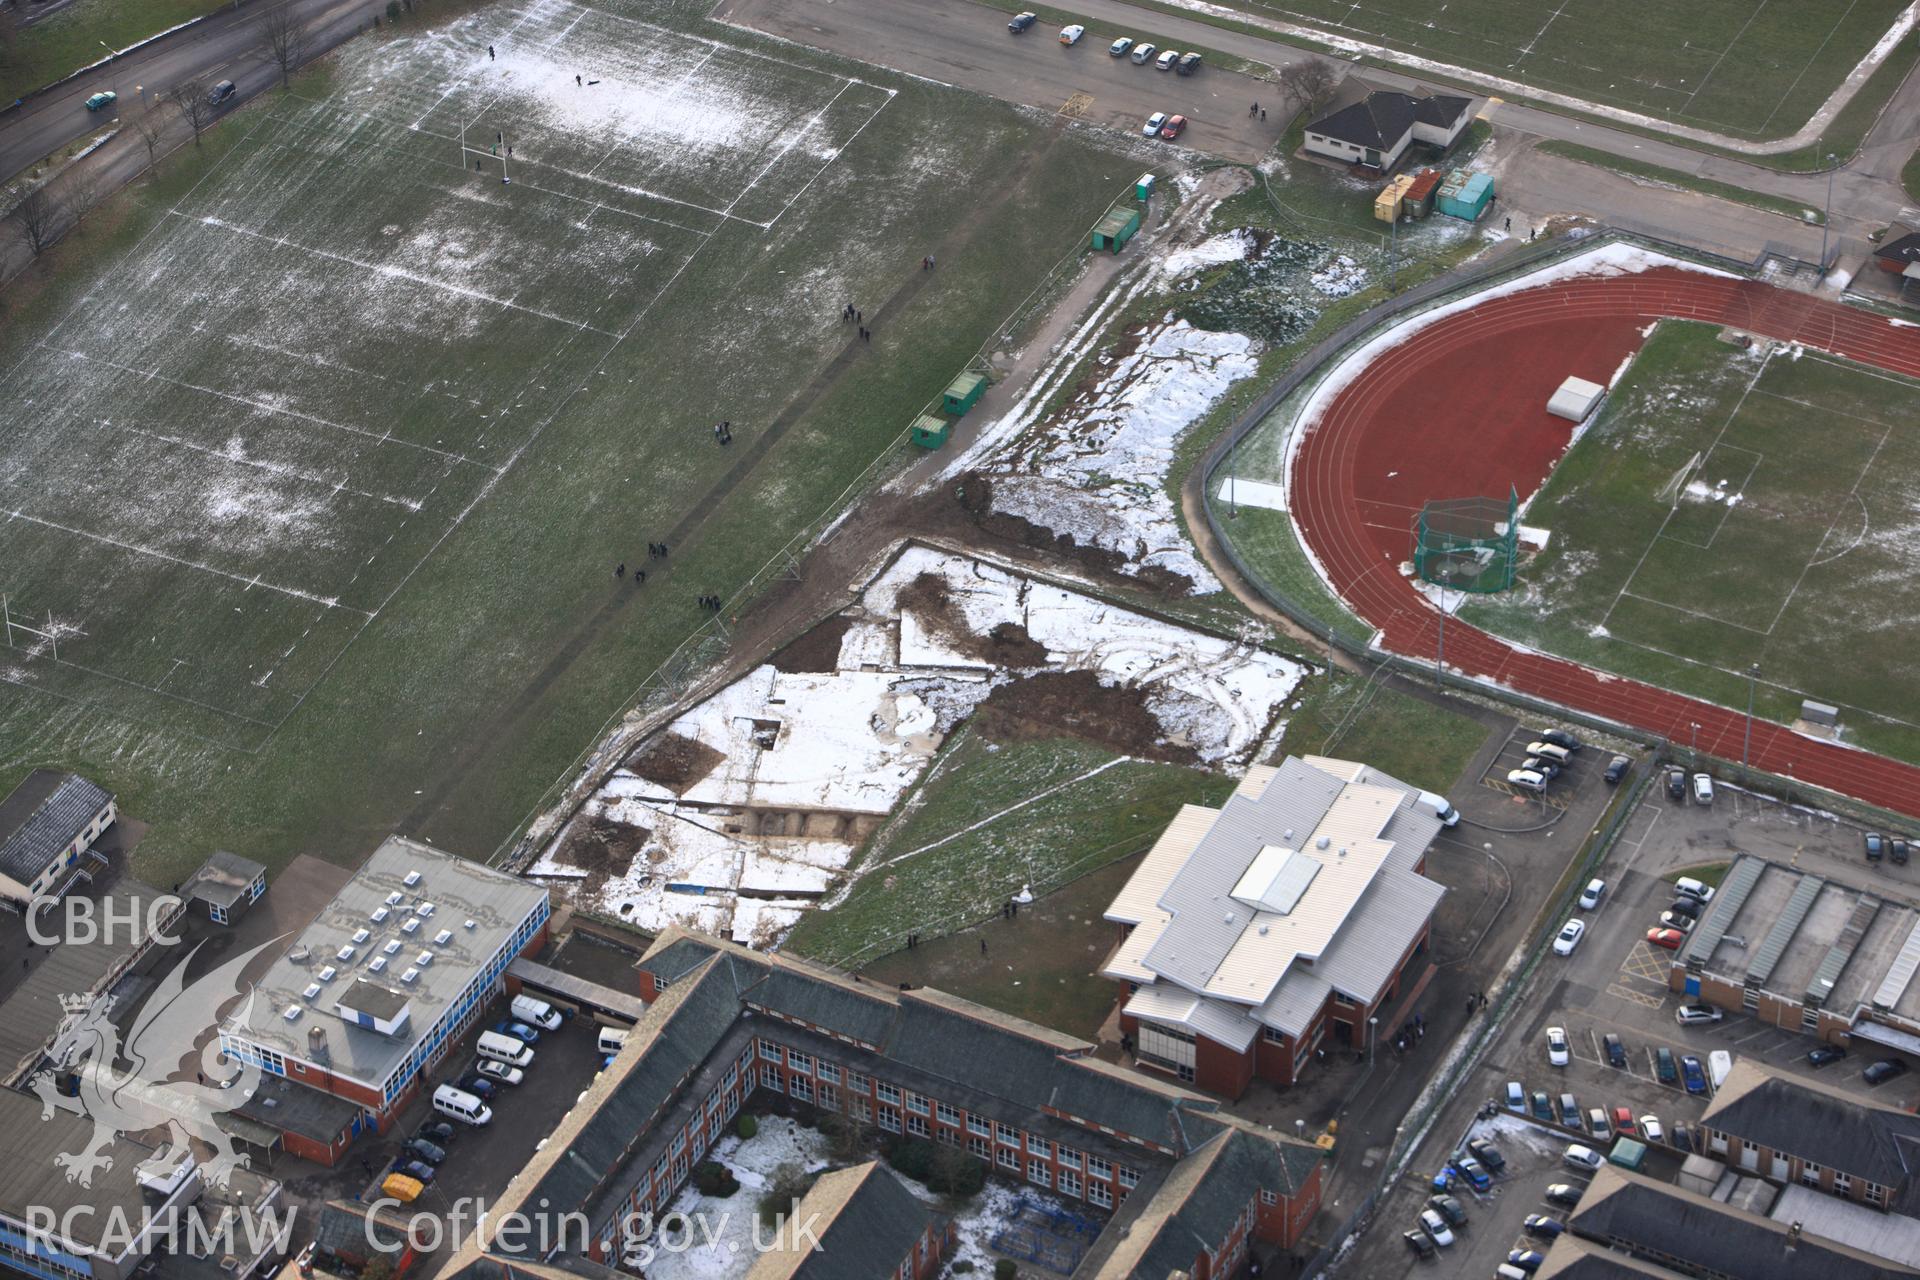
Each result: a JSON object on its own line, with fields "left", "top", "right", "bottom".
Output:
{"left": 627, "top": 731, "right": 725, "bottom": 794}
{"left": 565, "top": 815, "right": 651, "bottom": 895}
{"left": 977, "top": 621, "right": 1048, "bottom": 667}
{"left": 974, "top": 670, "right": 1197, "bottom": 765}
{"left": 947, "top": 472, "right": 1196, "bottom": 597}
{"left": 771, "top": 614, "right": 853, "bottom": 673}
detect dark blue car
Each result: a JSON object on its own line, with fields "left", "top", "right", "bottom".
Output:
{"left": 1681, "top": 1055, "right": 1708, "bottom": 1094}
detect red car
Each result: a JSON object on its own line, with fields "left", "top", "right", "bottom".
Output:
{"left": 1611, "top": 1107, "right": 1635, "bottom": 1137}
{"left": 1160, "top": 114, "right": 1187, "bottom": 140}
{"left": 1646, "top": 927, "right": 1685, "bottom": 950}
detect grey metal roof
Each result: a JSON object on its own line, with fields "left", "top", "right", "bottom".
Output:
{"left": 227, "top": 836, "right": 550, "bottom": 1089}
{"left": 0, "top": 879, "right": 168, "bottom": 1079}
{"left": 0, "top": 769, "right": 111, "bottom": 886}
{"left": 508, "top": 957, "right": 646, "bottom": 1022}
{"left": 1748, "top": 872, "right": 1824, "bottom": 988}
{"left": 1875, "top": 917, "right": 1920, "bottom": 1011}
{"left": 1680, "top": 854, "right": 1763, "bottom": 967}
{"left": 1809, "top": 891, "right": 1883, "bottom": 1008}
{"left": 1302, "top": 842, "right": 1446, "bottom": 1004}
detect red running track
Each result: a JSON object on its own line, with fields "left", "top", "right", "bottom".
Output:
{"left": 1291, "top": 264, "right": 1920, "bottom": 818}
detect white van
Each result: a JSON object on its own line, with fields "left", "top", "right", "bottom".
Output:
{"left": 598, "top": 1025, "right": 630, "bottom": 1056}
{"left": 1416, "top": 791, "right": 1461, "bottom": 828}
{"left": 1497, "top": 1266, "right": 1531, "bottom": 1280}
{"left": 476, "top": 1030, "right": 535, "bottom": 1068}
{"left": 511, "top": 994, "right": 563, "bottom": 1031}
{"left": 1709, "top": 1050, "right": 1733, "bottom": 1090}
{"left": 433, "top": 1083, "right": 493, "bottom": 1126}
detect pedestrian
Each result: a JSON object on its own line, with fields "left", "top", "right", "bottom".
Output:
{"left": 1465, "top": 995, "right": 1475, "bottom": 1014}
{"left": 843, "top": 303, "right": 853, "bottom": 321}
{"left": 862, "top": 327, "right": 871, "bottom": 344}
{"left": 507, "top": 145, "right": 513, "bottom": 157}
{"left": 980, "top": 937, "right": 988, "bottom": 955}
{"left": 616, "top": 563, "right": 625, "bottom": 579}
{"left": 1530, "top": 227, "right": 1537, "bottom": 242}
{"left": 489, "top": 45, "right": 496, "bottom": 59}
{"left": 1504, "top": 215, "right": 1512, "bottom": 232}
{"left": 660, "top": 542, "right": 669, "bottom": 557}
{"left": 855, "top": 309, "right": 862, "bottom": 324}
{"left": 635, "top": 568, "right": 646, "bottom": 584}
{"left": 498, "top": 131, "right": 503, "bottom": 144}
{"left": 1250, "top": 102, "right": 1257, "bottom": 116}
{"left": 926, "top": 255, "right": 934, "bottom": 270}
{"left": 1260, "top": 108, "right": 1266, "bottom": 121}
{"left": 576, "top": 73, "right": 582, "bottom": 86}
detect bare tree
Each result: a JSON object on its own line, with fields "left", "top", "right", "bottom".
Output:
{"left": 167, "top": 79, "right": 214, "bottom": 148}
{"left": 65, "top": 166, "right": 105, "bottom": 230}
{"left": 258, "top": 5, "right": 308, "bottom": 91}
{"left": 1286, "top": 56, "right": 1343, "bottom": 123}
{"left": 130, "top": 106, "right": 167, "bottom": 167}
{"left": 7, "top": 182, "right": 63, "bottom": 257}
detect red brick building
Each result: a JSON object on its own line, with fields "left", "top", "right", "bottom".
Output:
{"left": 1105, "top": 756, "right": 1447, "bottom": 1098}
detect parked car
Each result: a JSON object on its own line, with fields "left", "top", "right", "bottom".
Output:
{"left": 475, "top": 1059, "right": 524, "bottom": 1086}
{"left": 1403, "top": 1229, "right": 1435, "bottom": 1259}
{"left": 1807, "top": 1045, "right": 1847, "bottom": 1068}
{"left": 1865, "top": 1058, "right": 1910, "bottom": 1086}
{"left": 1417, "top": 1209, "right": 1454, "bottom": 1247}
{"left": 1639, "top": 1115, "right": 1664, "bottom": 1143}
{"left": 1522, "top": 1214, "right": 1564, "bottom": 1238}
{"left": 1692, "top": 773, "right": 1714, "bottom": 804}
{"left": 1646, "top": 927, "right": 1686, "bottom": 950}
{"left": 84, "top": 90, "right": 117, "bottom": 112}
{"left": 1526, "top": 742, "right": 1571, "bottom": 767}
{"left": 1565, "top": 1142, "right": 1604, "bottom": 1172}
{"left": 1450, "top": 1155, "right": 1491, "bottom": 1192}
{"left": 1467, "top": 1139, "right": 1506, "bottom": 1173}
{"left": 391, "top": 1159, "right": 437, "bottom": 1185}
{"left": 1141, "top": 111, "right": 1167, "bottom": 136}
{"left": 1536, "top": 729, "right": 1582, "bottom": 752}
{"left": 1670, "top": 1122, "right": 1695, "bottom": 1153}
{"left": 1667, "top": 895, "right": 1701, "bottom": 919}
{"left": 1522, "top": 756, "right": 1562, "bottom": 779}
{"left": 1007, "top": 11, "right": 1036, "bottom": 32}
{"left": 1530, "top": 1091, "right": 1554, "bottom": 1122}
{"left": 1681, "top": 1055, "right": 1707, "bottom": 1094}
{"left": 1427, "top": 1194, "right": 1468, "bottom": 1227}
{"left": 1894, "top": 837, "right": 1912, "bottom": 865}
{"left": 456, "top": 1071, "right": 499, "bottom": 1099}
{"left": 1611, "top": 1107, "right": 1636, "bottom": 1137}
{"left": 1506, "top": 1081, "right": 1526, "bottom": 1111}
{"left": 1585, "top": 1109, "right": 1610, "bottom": 1140}
{"left": 1603, "top": 1033, "right": 1626, "bottom": 1068}
{"left": 208, "top": 80, "right": 237, "bottom": 106}
{"left": 1155, "top": 48, "right": 1180, "bottom": 70}
{"left": 416, "top": 1120, "right": 457, "bottom": 1146}
{"left": 1655, "top": 1047, "right": 1678, "bottom": 1084}
{"left": 1665, "top": 766, "right": 1687, "bottom": 799}
{"left": 1558, "top": 1093, "right": 1579, "bottom": 1126}
{"left": 1508, "top": 1249, "right": 1546, "bottom": 1273}
{"left": 1130, "top": 41, "right": 1157, "bottom": 63}
{"left": 1543, "top": 1183, "right": 1582, "bottom": 1208}
{"left": 1674, "top": 878, "right": 1716, "bottom": 903}
{"left": 1509, "top": 768, "right": 1549, "bottom": 793}
{"left": 1579, "top": 879, "right": 1607, "bottom": 910}
{"left": 1675, "top": 1004, "right": 1723, "bottom": 1026}
{"left": 1552, "top": 919, "right": 1586, "bottom": 955}
{"left": 1547, "top": 1026, "right": 1571, "bottom": 1067}
{"left": 1658, "top": 911, "right": 1695, "bottom": 932}
{"left": 1159, "top": 114, "right": 1187, "bottom": 140}
{"left": 1058, "top": 23, "right": 1085, "bottom": 44}
{"left": 1604, "top": 754, "right": 1631, "bottom": 784}
{"left": 1108, "top": 36, "right": 1133, "bottom": 55}
{"left": 1867, "top": 831, "right": 1887, "bottom": 861}
{"left": 403, "top": 1138, "right": 446, "bottom": 1165}
{"left": 1176, "top": 51, "right": 1202, "bottom": 74}
{"left": 493, "top": 1020, "right": 540, "bottom": 1044}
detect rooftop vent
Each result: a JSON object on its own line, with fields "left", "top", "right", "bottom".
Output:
{"left": 318, "top": 965, "right": 337, "bottom": 981}
{"left": 464, "top": 919, "right": 477, "bottom": 930}
{"left": 415, "top": 902, "right": 436, "bottom": 918}
{"left": 368, "top": 956, "right": 388, "bottom": 973}
{"left": 302, "top": 983, "right": 323, "bottom": 1001}
{"left": 1224, "top": 911, "right": 1236, "bottom": 925}
{"left": 404, "top": 870, "right": 422, "bottom": 887}
{"left": 383, "top": 939, "right": 402, "bottom": 955}
{"left": 282, "top": 1007, "right": 302, "bottom": 1023}
{"left": 351, "top": 928, "right": 371, "bottom": 945}
{"left": 1315, "top": 836, "right": 1331, "bottom": 851}
{"left": 1258, "top": 925, "right": 1270, "bottom": 936}
{"left": 433, "top": 929, "right": 453, "bottom": 946}
{"left": 371, "top": 907, "right": 390, "bottom": 924}
{"left": 401, "top": 917, "right": 421, "bottom": 935}
{"left": 416, "top": 951, "right": 433, "bottom": 967}
{"left": 401, "top": 967, "right": 420, "bottom": 984}
{"left": 335, "top": 945, "right": 356, "bottom": 962}
{"left": 1283, "top": 829, "right": 1294, "bottom": 842}
{"left": 288, "top": 944, "right": 311, "bottom": 963}
{"left": 385, "top": 891, "right": 403, "bottom": 906}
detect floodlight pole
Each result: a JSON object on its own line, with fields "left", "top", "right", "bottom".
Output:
{"left": 1228, "top": 436, "right": 1238, "bottom": 518}
{"left": 1434, "top": 597, "right": 1446, "bottom": 690}
{"left": 1819, "top": 154, "right": 1836, "bottom": 273}
{"left": 1368, "top": 1015, "right": 1379, "bottom": 1067}
{"left": 1743, "top": 663, "right": 1761, "bottom": 767}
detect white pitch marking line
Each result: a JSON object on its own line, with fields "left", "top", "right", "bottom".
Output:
{"left": 721, "top": 80, "right": 854, "bottom": 221}
{"left": 760, "top": 87, "right": 896, "bottom": 231}
{"left": 99, "top": 420, "right": 425, "bottom": 511}
{"left": 583, "top": 46, "right": 721, "bottom": 180}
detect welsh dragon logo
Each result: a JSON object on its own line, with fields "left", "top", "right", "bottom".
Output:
{"left": 28, "top": 938, "right": 280, "bottom": 1189}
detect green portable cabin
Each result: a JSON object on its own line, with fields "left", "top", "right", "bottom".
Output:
{"left": 910, "top": 413, "right": 951, "bottom": 449}
{"left": 1092, "top": 207, "right": 1141, "bottom": 254}
{"left": 1608, "top": 1138, "right": 1648, "bottom": 1172}
{"left": 942, "top": 371, "right": 988, "bottom": 416}
{"left": 1437, "top": 171, "right": 1494, "bottom": 221}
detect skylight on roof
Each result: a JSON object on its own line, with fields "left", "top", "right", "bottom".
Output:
{"left": 1230, "top": 846, "right": 1320, "bottom": 916}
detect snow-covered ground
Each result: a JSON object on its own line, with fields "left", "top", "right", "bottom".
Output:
{"left": 637, "top": 1117, "right": 831, "bottom": 1280}
{"left": 531, "top": 546, "right": 1305, "bottom": 942}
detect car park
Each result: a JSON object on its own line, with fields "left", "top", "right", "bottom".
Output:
{"left": 457, "top": 1071, "right": 499, "bottom": 1099}
{"left": 1403, "top": 1229, "right": 1435, "bottom": 1259}
{"left": 1544, "top": 1183, "right": 1582, "bottom": 1208}
{"left": 1530, "top": 1091, "right": 1554, "bottom": 1122}
{"left": 1417, "top": 1209, "right": 1454, "bottom": 1247}
{"left": 1108, "top": 36, "right": 1133, "bottom": 55}
{"left": 1604, "top": 754, "right": 1631, "bottom": 784}
{"left": 1579, "top": 879, "right": 1607, "bottom": 910}
{"left": 1640, "top": 1115, "right": 1664, "bottom": 1143}
{"left": 1522, "top": 1214, "right": 1564, "bottom": 1238}
{"left": 1807, "top": 1045, "right": 1847, "bottom": 1068}
{"left": 1509, "top": 1249, "right": 1546, "bottom": 1273}
{"left": 403, "top": 1138, "right": 446, "bottom": 1165}
{"left": 1547, "top": 1026, "right": 1571, "bottom": 1066}
{"left": 1155, "top": 48, "right": 1180, "bottom": 70}
{"left": 1130, "top": 41, "right": 1157, "bottom": 63}
{"left": 1646, "top": 927, "right": 1685, "bottom": 950}
{"left": 1058, "top": 24, "right": 1084, "bottom": 44}
{"left": 1141, "top": 111, "right": 1167, "bottom": 136}
{"left": 1865, "top": 1058, "right": 1910, "bottom": 1085}
{"left": 1007, "top": 11, "right": 1036, "bottom": 32}
{"left": 1552, "top": 919, "right": 1586, "bottom": 955}
{"left": 1585, "top": 1108, "right": 1610, "bottom": 1140}
{"left": 1467, "top": 1139, "right": 1506, "bottom": 1173}
{"left": 494, "top": 1019, "right": 540, "bottom": 1044}
{"left": 475, "top": 1059, "right": 524, "bottom": 1086}
{"left": 1176, "top": 51, "right": 1202, "bottom": 74}
{"left": 1655, "top": 1047, "right": 1677, "bottom": 1083}
{"left": 1427, "top": 1194, "right": 1468, "bottom": 1227}
{"left": 1675, "top": 1003, "right": 1722, "bottom": 1025}
{"left": 1681, "top": 1055, "right": 1707, "bottom": 1094}
{"left": 1611, "top": 1107, "right": 1635, "bottom": 1136}
{"left": 1509, "top": 768, "right": 1549, "bottom": 792}
{"left": 1451, "top": 1155, "right": 1491, "bottom": 1191}
{"left": 1866, "top": 831, "right": 1886, "bottom": 861}
{"left": 1692, "top": 773, "right": 1714, "bottom": 804}
{"left": 1507, "top": 1081, "right": 1526, "bottom": 1111}
{"left": 1159, "top": 114, "right": 1187, "bottom": 139}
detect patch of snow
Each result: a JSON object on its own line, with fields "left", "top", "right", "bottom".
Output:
{"left": 1161, "top": 228, "right": 1257, "bottom": 278}
{"left": 639, "top": 1117, "right": 831, "bottom": 1280}
{"left": 1214, "top": 476, "right": 1287, "bottom": 512}
{"left": 1309, "top": 253, "right": 1369, "bottom": 297}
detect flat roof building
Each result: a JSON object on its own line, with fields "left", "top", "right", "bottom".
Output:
{"left": 1103, "top": 756, "right": 1446, "bottom": 1097}
{"left": 179, "top": 851, "right": 268, "bottom": 926}
{"left": 218, "top": 836, "right": 549, "bottom": 1154}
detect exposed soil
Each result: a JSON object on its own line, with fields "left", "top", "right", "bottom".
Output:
{"left": 978, "top": 621, "right": 1048, "bottom": 668}
{"left": 974, "top": 669, "right": 1197, "bottom": 765}
{"left": 563, "top": 815, "right": 651, "bottom": 897}
{"left": 946, "top": 471, "right": 1196, "bottom": 598}
{"left": 627, "top": 731, "right": 725, "bottom": 794}
{"left": 770, "top": 614, "right": 853, "bottom": 673}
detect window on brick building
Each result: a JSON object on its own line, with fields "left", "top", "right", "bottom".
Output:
{"left": 1089, "top": 1180, "right": 1112, "bottom": 1208}
{"left": 878, "top": 1108, "right": 901, "bottom": 1133}
{"left": 818, "top": 1084, "right": 838, "bottom": 1111}
{"left": 1058, "top": 1147, "right": 1080, "bottom": 1170}
{"left": 907, "top": 1113, "right": 930, "bottom": 1138}
{"left": 877, "top": 1081, "right": 901, "bottom": 1105}
{"left": 906, "top": 1092, "right": 929, "bottom": 1115}
{"left": 998, "top": 1146, "right": 1021, "bottom": 1170}
{"left": 937, "top": 1102, "right": 961, "bottom": 1126}
{"left": 818, "top": 1062, "right": 840, "bottom": 1085}
{"left": 790, "top": 1075, "right": 814, "bottom": 1102}
{"left": 786, "top": 1050, "right": 812, "bottom": 1073}
{"left": 1060, "top": 1169, "right": 1082, "bottom": 1197}
{"left": 968, "top": 1115, "right": 991, "bottom": 1137}
{"left": 761, "top": 1065, "right": 784, "bottom": 1091}
{"left": 1087, "top": 1156, "right": 1112, "bottom": 1180}
{"left": 1026, "top": 1135, "right": 1052, "bottom": 1159}
{"left": 1029, "top": 1161, "right": 1052, "bottom": 1188}
{"left": 968, "top": 1136, "right": 992, "bottom": 1159}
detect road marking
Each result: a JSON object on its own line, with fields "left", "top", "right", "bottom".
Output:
{"left": 1058, "top": 92, "right": 1094, "bottom": 118}
{"left": 1607, "top": 982, "right": 1665, "bottom": 1010}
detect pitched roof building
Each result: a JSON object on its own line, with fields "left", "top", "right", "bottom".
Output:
{"left": 1303, "top": 80, "right": 1474, "bottom": 172}
{"left": 0, "top": 769, "right": 116, "bottom": 904}
{"left": 744, "top": 1161, "right": 949, "bottom": 1280}
{"left": 1104, "top": 756, "right": 1447, "bottom": 1096}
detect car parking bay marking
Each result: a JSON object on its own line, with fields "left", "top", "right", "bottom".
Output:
{"left": 1607, "top": 981, "right": 1666, "bottom": 1009}
{"left": 1620, "top": 943, "right": 1669, "bottom": 983}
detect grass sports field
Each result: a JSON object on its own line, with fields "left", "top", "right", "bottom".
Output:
{"left": 1221, "top": 0, "right": 1907, "bottom": 141}
{"left": 0, "top": 0, "right": 1147, "bottom": 882}
{"left": 1461, "top": 320, "right": 1920, "bottom": 764}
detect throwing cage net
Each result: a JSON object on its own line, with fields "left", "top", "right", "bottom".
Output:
{"left": 1413, "top": 489, "right": 1519, "bottom": 593}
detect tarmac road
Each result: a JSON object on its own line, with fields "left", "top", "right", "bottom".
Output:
{"left": 714, "top": 0, "right": 1281, "bottom": 163}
